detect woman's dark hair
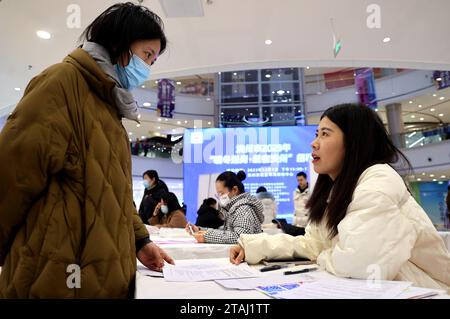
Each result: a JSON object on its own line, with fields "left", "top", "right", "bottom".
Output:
{"left": 216, "top": 170, "right": 246, "bottom": 193}
{"left": 256, "top": 186, "right": 267, "bottom": 193}
{"left": 306, "top": 103, "right": 412, "bottom": 238}
{"left": 80, "top": 2, "right": 167, "bottom": 63}
{"left": 160, "top": 192, "right": 182, "bottom": 214}
{"left": 203, "top": 198, "right": 217, "bottom": 207}
{"left": 143, "top": 170, "right": 159, "bottom": 181}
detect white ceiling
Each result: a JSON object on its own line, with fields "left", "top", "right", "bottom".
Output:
{"left": 2, "top": 0, "right": 450, "bottom": 112}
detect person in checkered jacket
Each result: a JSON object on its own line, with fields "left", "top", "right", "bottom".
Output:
{"left": 186, "top": 170, "right": 264, "bottom": 244}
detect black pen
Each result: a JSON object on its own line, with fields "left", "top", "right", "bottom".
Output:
{"left": 259, "top": 264, "right": 289, "bottom": 272}
{"left": 284, "top": 267, "right": 318, "bottom": 275}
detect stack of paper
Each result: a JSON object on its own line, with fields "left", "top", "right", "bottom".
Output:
{"left": 255, "top": 277, "right": 444, "bottom": 299}
{"left": 162, "top": 262, "right": 260, "bottom": 282}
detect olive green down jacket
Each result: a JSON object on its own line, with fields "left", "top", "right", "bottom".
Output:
{"left": 0, "top": 48, "right": 149, "bottom": 298}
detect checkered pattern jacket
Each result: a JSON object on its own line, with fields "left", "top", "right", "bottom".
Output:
{"left": 204, "top": 192, "right": 264, "bottom": 244}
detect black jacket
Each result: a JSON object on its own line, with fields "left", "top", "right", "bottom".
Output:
{"left": 195, "top": 205, "right": 224, "bottom": 229}
{"left": 138, "top": 180, "right": 169, "bottom": 224}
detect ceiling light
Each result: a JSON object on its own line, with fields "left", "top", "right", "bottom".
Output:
{"left": 137, "top": 114, "right": 141, "bottom": 119}
{"left": 422, "top": 172, "right": 426, "bottom": 176}
{"left": 265, "top": 74, "right": 271, "bottom": 78}
{"left": 439, "top": 113, "right": 444, "bottom": 117}
{"left": 433, "top": 179, "right": 437, "bottom": 182}
{"left": 176, "top": 81, "right": 181, "bottom": 85}
{"left": 410, "top": 115, "right": 415, "bottom": 118}
{"left": 265, "top": 39, "right": 272, "bottom": 45}
{"left": 430, "top": 108, "right": 435, "bottom": 112}
{"left": 14, "top": 87, "right": 20, "bottom": 91}
{"left": 441, "top": 175, "right": 446, "bottom": 178}
{"left": 276, "top": 90, "right": 285, "bottom": 95}
{"left": 208, "top": 121, "right": 211, "bottom": 125}
{"left": 417, "top": 178, "right": 421, "bottom": 181}
{"left": 439, "top": 96, "right": 445, "bottom": 100}
{"left": 194, "top": 126, "right": 197, "bottom": 129}
{"left": 184, "top": 120, "right": 188, "bottom": 123}
{"left": 383, "top": 37, "right": 391, "bottom": 43}
{"left": 206, "top": 97, "right": 211, "bottom": 101}
{"left": 141, "top": 85, "right": 146, "bottom": 89}
{"left": 143, "top": 102, "right": 151, "bottom": 107}
{"left": 436, "top": 77, "right": 442, "bottom": 81}
{"left": 157, "top": 118, "right": 162, "bottom": 122}
{"left": 141, "top": 136, "right": 145, "bottom": 139}
{"left": 430, "top": 174, "right": 435, "bottom": 177}
{"left": 177, "top": 121, "right": 181, "bottom": 124}
{"left": 418, "top": 105, "right": 422, "bottom": 108}
{"left": 36, "top": 30, "right": 51, "bottom": 39}
{"left": 432, "top": 93, "right": 437, "bottom": 97}
{"left": 136, "top": 124, "right": 140, "bottom": 127}
{"left": 233, "top": 72, "right": 237, "bottom": 76}
{"left": 420, "top": 117, "right": 424, "bottom": 121}
{"left": 409, "top": 101, "right": 413, "bottom": 104}
{"left": 157, "top": 126, "right": 161, "bottom": 129}
{"left": 165, "top": 118, "right": 168, "bottom": 121}
{"left": 154, "top": 80, "right": 158, "bottom": 84}
{"left": 375, "top": 108, "right": 379, "bottom": 112}
{"left": 128, "top": 132, "right": 133, "bottom": 135}
{"left": 306, "top": 66, "right": 310, "bottom": 69}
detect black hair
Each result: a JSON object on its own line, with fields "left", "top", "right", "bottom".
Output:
{"left": 80, "top": 2, "right": 167, "bottom": 64}
{"left": 143, "top": 170, "right": 159, "bottom": 181}
{"left": 203, "top": 198, "right": 217, "bottom": 206}
{"left": 216, "top": 170, "right": 246, "bottom": 193}
{"left": 306, "top": 103, "right": 412, "bottom": 239}
{"left": 256, "top": 186, "right": 267, "bottom": 193}
{"left": 297, "top": 172, "right": 307, "bottom": 178}
{"left": 160, "top": 192, "right": 182, "bottom": 214}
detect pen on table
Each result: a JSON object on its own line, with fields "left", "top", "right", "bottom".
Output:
{"left": 284, "top": 267, "right": 318, "bottom": 275}
{"left": 188, "top": 224, "right": 195, "bottom": 235}
{"left": 259, "top": 264, "right": 290, "bottom": 272}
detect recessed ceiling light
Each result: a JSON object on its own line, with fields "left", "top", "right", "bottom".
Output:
{"left": 157, "top": 126, "right": 161, "bottom": 129}
{"left": 430, "top": 174, "right": 435, "bottom": 177}
{"left": 383, "top": 37, "right": 391, "bottom": 43}
{"left": 218, "top": 72, "right": 221, "bottom": 75}
{"left": 129, "top": 138, "right": 132, "bottom": 142}
{"left": 194, "top": 126, "right": 197, "bottom": 129}
{"left": 206, "top": 97, "right": 211, "bottom": 101}
{"left": 306, "top": 66, "right": 310, "bottom": 69}
{"left": 184, "top": 120, "right": 188, "bottom": 124}
{"left": 136, "top": 124, "right": 140, "bottom": 127}
{"left": 265, "top": 74, "right": 271, "bottom": 78}
{"left": 157, "top": 118, "right": 162, "bottom": 122}
{"left": 208, "top": 121, "right": 211, "bottom": 125}
{"left": 137, "top": 114, "right": 141, "bottom": 119}
{"left": 417, "top": 178, "right": 421, "bottom": 181}
{"left": 375, "top": 108, "right": 379, "bottom": 112}
{"left": 36, "top": 30, "right": 51, "bottom": 39}
{"left": 143, "top": 102, "right": 151, "bottom": 107}
{"left": 411, "top": 115, "right": 416, "bottom": 118}
{"left": 141, "top": 85, "right": 146, "bottom": 89}
{"left": 14, "top": 87, "right": 20, "bottom": 91}
{"left": 165, "top": 118, "right": 168, "bottom": 121}
{"left": 418, "top": 105, "right": 422, "bottom": 108}
{"left": 439, "top": 113, "right": 444, "bottom": 117}
{"left": 265, "top": 39, "right": 272, "bottom": 45}
{"left": 233, "top": 72, "right": 237, "bottom": 76}
{"left": 441, "top": 175, "right": 446, "bottom": 178}
{"left": 177, "top": 121, "right": 181, "bottom": 125}
{"left": 433, "top": 179, "right": 437, "bottom": 182}
{"left": 436, "top": 77, "right": 442, "bottom": 81}
{"left": 439, "top": 96, "right": 445, "bottom": 100}
{"left": 154, "top": 80, "right": 158, "bottom": 84}
{"left": 128, "top": 132, "right": 133, "bottom": 135}
{"left": 432, "top": 93, "right": 437, "bottom": 97}
{"left": 409, "top": 100, "right": 413, "bottom": 104}
{"left": 176, "top": 81, "right": 181, "bottom": 85}
{"left": 141, "top": 136, "right": 145, "bottom": 139}
{"left": 420, "top": 117, "right": 424, "bottom": 121}
{"left": 430, "top": 108, "right": 435, "bottom": 112}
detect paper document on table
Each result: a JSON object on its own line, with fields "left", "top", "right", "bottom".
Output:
{"left": 163, "top": 262, "right": 260, "bottom": 282}
{"left": 137, "top": 264, "right": 164, "bottom": 278}
{"left": 394, "top": 286, "right": 445, "bottom": 299}
{"left": 257, "top": 277, "right": 412, "bottom": 299}
{"left": 215, "top": 273, "right": 316, "bottom": 290}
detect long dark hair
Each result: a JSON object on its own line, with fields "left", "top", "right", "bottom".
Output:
{"left": 216, "top": 170, "right": 246, "bottom": 193}
{"left": 306, "top": 103, "right": 412, "bottom": 238}
{"left": 80, "top": 2, "right": 167, "bottom": 63}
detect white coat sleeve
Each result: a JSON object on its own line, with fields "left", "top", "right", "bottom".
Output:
{"left": 239, "top": 221, "right": 326, "bottom": 264}
{"left": 317, "top": 189, "right": 417, "bottom": 280}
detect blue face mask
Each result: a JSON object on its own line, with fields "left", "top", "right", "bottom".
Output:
{"left": 115, "top": 52, "right": 151, "bottom": 90}
{"left": 143, "top": 180, "right": 150, "bottom": 189}
{"left": 161, "top": 205, "right": 169, "bottom": 214}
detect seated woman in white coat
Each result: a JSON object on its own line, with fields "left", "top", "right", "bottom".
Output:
{"left": 230, "top": 103, "right": 450, "bottom": 292}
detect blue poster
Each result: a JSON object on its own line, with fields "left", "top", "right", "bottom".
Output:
{"left": 182, "top": 126, "right": 317, "bottom": 223}
{"left": 355, "top": 68, "right": 377, "bottom": 109}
